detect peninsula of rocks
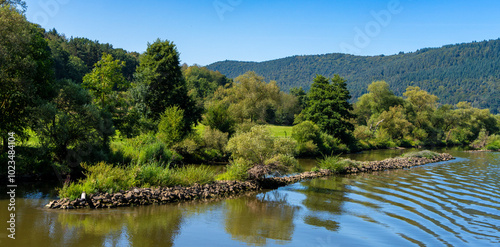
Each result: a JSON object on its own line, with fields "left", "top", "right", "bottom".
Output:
{"left": 46, "top": 152, "right": 454, "bottom": 209}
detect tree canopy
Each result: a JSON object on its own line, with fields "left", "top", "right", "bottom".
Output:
{"left": 299, "top": 74, "right": 355, "bottom": 144}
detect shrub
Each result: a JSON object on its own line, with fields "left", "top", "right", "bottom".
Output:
{"left": 226, "top": 125, "right": 275, "bottom": 165}
{"left": 135, "top": 162, "right": 172, "bottom": 187}
{"left": 486, "top": 134, "right": 500, "bottom": 150}
{"left": 316, "top": 156, "right": 360, "bottom": 173}
{"left": 216, "top": 160, "right": 252, "bottom": 181}
{"left": 292, "top": 121, "right": 320, "bottom": 143}
{"left": 157, "top": 106, "right": 185, "bottom": 147}
{"left": 110, "top": 133, "right": 180, "bottom": 165}
{"left": 203, "top": 126, "right": 229, "bottom": 153}
{"left": 172, "top": 165, "right": 217, "bottom": 186}
{"left": 402, "top": 150, "right": 440, "bottom": 159}
{"left": 264, "top": 154, "right": 303, "bottom": 173}
{"left": 203, "top": 103, "right": 235, "bottom": 135}
{"left": 58, "top": 162, "right": 137, "bottom": 200}
{"left": 297, "top": 140, "right": 318, "bottom": 156}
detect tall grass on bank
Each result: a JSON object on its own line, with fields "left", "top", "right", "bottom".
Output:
{"left": 58, "top": 162, "right": 217, "bottom": 200}
{"left": 110, "top": 132, "right": 181, "bottom": 165}
{"left": 401, "top": 150, "right": 440, "bottom": 159}
{"left": 314, "top": 156, "right": 361, "bottom": 173}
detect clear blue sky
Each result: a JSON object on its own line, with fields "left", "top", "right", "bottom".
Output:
{"left": 24, "top": 0, "right": 500, "bottom": 66}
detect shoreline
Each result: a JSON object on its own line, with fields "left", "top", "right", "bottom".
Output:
{"left": 46, "top": 153, "right": 454, "bottom": 209}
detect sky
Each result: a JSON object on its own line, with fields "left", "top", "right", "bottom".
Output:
{"left": 24, "top": 0, "right": 500, "bottom": 66}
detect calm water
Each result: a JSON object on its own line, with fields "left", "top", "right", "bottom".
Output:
{"left": 1, "top": 150, "right": 499, "bottom": 247}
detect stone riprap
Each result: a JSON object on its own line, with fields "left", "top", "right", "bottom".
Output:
{"left": 46, "top": 153, "right": 454, "bottom": 209}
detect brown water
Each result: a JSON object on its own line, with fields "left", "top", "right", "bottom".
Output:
{"left": 1, "top": 149, "right": 500, "bottom": 246}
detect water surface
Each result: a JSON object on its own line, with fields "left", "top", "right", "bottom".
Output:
{"left": 1, "top": 150, "right": 499, "bottom": 246}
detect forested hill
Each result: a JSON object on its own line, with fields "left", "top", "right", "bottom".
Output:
{"left": 206, "top": 39, "right": 500, "bottom": 114}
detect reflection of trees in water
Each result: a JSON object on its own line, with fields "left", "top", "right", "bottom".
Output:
{"left": 299, "top": 177, "right": 349, "bottom": 231}
{"left": 56, "top": 205, "right": 184, "bottom": 247}
{"left": 224, "top": 191, "right": 300, "bottom": 246}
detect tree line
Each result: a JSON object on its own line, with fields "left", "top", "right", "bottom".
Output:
{"left": 206, "top": 38, "right": 500, "bottom": 114}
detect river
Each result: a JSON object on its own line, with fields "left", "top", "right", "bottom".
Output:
{"left": 1, "top": 149, "right": 499, "bottom": 246}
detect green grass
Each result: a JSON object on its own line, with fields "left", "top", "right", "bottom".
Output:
{"left": 195, "top": 123, "right": 293, "bottom": 138}
{"left": 267, "top": 125, "right": 293, "bottom": 138}
{"left": 58, "top": 162, "right": 218, "bottom": 200}
{"left": 315, "top": 156, "right": 361, "bottom": 173}
{"left": 402, "top": 150, "right": 440, "bottom": 159}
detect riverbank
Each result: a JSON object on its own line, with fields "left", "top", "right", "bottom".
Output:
{"left": 46, "top": 152, "right": 454, "bottom": 209}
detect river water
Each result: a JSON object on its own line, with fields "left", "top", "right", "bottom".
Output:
{"left": 1, "top": 149, "right": 499, "bottom": 246}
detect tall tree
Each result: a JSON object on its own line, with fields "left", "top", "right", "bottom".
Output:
{"left": 82, "top": 53, "right": 128, "bottom": 108}
{"left": 354, "top": 81, "right": 404, "bottom": 125}
{"left": 217, "top": 71, "right": 281, "bottom": 123}
{"left": 0, "top": 5, "right": 54, "bottom": 151}
{"left": 300, "top": 75, "right": 355, "bottom": 144}
{"left": 0, "top": 0, "right": 26, "bottom": 12}
{"left": 134, "top": 39, "right": 201, "bottom": 134}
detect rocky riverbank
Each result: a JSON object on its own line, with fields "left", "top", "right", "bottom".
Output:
{"left": 46, "top": 153, "right": 454, "bottom": 209}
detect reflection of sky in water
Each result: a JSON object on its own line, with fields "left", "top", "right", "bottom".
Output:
{"left": 1, "top": 150, "right": 500, "bottom": 246}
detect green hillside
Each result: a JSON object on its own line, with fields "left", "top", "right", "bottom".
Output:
{"left": 206, "top": 39, "right": 500, "bottom": 113}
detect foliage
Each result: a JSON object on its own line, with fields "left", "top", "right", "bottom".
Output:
{"left": 172, "top": 165, "right": 216, "bottom": 186}
{"left": 203, "top": 126, "right": 229, "bottom": 154}
{"left": 485, "top": 135, "right": 500, "bottom": 150}
{"left": 182, "top": 64, "right": 231, "bottom": 102}
{"left": 32, "top": 80, "right": 114, "bottom": 167}
{"left": 207, "top": 39, "right": 500, "bottom": 114}
{"left": 402, "top": 150, "right": 440, "bottom": 159}
{"left": 299, "top": 74, "right": 355, "bottom": 144}
{"left": 134, "top": 39, "right": 201, "bottom": 132}
{"left": 0, "top": 6, "right": 55, "bottom": 152}
{"left": 216, "top": 161, "right": 251, "bottom": 181}
{"left": 110, "top": 132, "right": 180, "bottom": 165}
{"left": 224, "top": 125, "right": 298, "bottom": 179}
{"left": 82, "top": 53, "right": 128, "bottom": 108}
{"left": 354, "top": 81, "right": 404, "bottom": 125}
{"left": 58, "top": 162, "right": 217, "bottom": 200}
{"left": 214, "top": 71, "right": 300, "bottom": 125}
{"left": 156, "top": 106, "right": 185, "bottom": 147}
{"left": 316, "top": 156, "right": 360, "bottom": 173}
{"left": 203, "top": 102, "right": 235, "bottom": 135}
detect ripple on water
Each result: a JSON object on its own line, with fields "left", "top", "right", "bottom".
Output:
{"left": 327, "top": 152, "right": 500, "bottom": 246}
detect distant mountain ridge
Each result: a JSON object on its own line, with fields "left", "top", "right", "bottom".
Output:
{"left": 206, "top": 39, "right": 500, "bottom": 113}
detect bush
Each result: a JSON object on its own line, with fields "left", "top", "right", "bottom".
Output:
{"left": 234, "top": 121, "right": 257, "bottom": 134}
{"left": 203, "top": 103, "right": 235, "bottom": 135}
{"left": 216, "top": 160, "right": 252, "bottom": 181}
{"left": 226, "top": 125, "right": 275, "bottom": 165}
{"left": 264, "top": 154, "right": 303, "bottom": 174}
{"left": 203, "top": 126, "right": 229, "bottom": 153}
{"left": 316, "top": 156, "right": 360, "bottom": 173}
{"left": 296, "top": 140, "right": 318, "bottom": 156}
{"left": 58, "top": 162, "right": 137, "bottom": 200}
{"left": 486, "top": 134, "right": 500, "bottom": 150}
{"left": 58, "top": 162, "right": 219, "bottom": 199}
{"left": 110, "top": 133, "right": 181, "bottom": 165}
{"left": 135, "top": 162, "right": 173, "bottom": 187}
{"left": 157, "top": 106, "right": 185, "bottom": 147}
{"left": 172, "top": 165, "right": 217, "bottom": 186}
{"left": 402, "top": 150, "right": 440, "bottom": 159}
{"left": 292, "top": 121, "right": 320, "bottom": 143}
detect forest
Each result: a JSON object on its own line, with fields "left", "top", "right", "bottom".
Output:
{"left": 1, "top": 1, "right": 500, "bottom": 199}
{"left": 207, "top": 38, "right": 500, "bottom": 114}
